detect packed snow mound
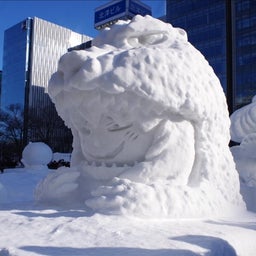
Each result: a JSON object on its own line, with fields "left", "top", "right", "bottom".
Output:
{"left": 230, "top": 97, "right": 256, "bottom": 189}
{"left": 230, "top": 97, "right": 256, "bottom": 212}
{"left": 230, "top": 97, "right": 256, "bottom": 187}
{"left": 0, "top": 167, "right": 49, "bottom": 205}
{"left": 37, "top": 15, "right": 245, "bottom": 217}
{"left": 232, "top": 140, "right": 256, "bottom": 212}
{"left": 230, "top": 95, "right": 256, "bottom": 143}
{"left": 22, "top": 142, "right": 52, "bottom": 169}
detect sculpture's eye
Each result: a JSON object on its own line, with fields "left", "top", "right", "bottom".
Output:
{"left": 128, "top": 32, "right": 168, "bottom": 47}
{"left": 107, "top": 123, "right": 119, "bottom": 131}
{"left": 105, "top": 116, "right": 132, "bottom": 132}
{"left": 138, "top": 33, "right": 168, "bottom": 45}
{"left": 108, "top": 123, "right": 133, "bottom": 132}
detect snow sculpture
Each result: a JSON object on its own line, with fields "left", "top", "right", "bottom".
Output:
{"left": 22, "top": 142, "right": 52, "bottom": 170}
{"left": 36, "top": 15, "right": 245, "bottom": 217}
{"left": 230, "top": 96, "right": 256, "bottom": 187}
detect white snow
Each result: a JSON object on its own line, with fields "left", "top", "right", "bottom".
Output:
{"left": 230, "top": 95, "right": 256, "bottom": 143}
{"left": 21, "top": 142, "right": 53, "bottom": 170}
{"left": 39, "top": 15, "right": 244, "bottom": 217}
{"left": 1, "top": 165, "right": 256, "bottom": 256}
{"left": 52, "top": 152, "right": 71, "bottom": 162}
{"left": 230, "top": 96, "right": 256, "bottom": 212}
{"left": 1, "top": 15, "right": 256, "bottom": 255}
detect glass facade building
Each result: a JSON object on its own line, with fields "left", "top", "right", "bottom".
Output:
{"left": 234, "top": 0, "right": 256, "bottom": 109}
{"left": 1, "top": 17, "right": 91, "bottom": 151}
{"left": 0, "top": 70, "right": 2, "bottom": 107}
{"left": 166, "top": 0, "right": 256, "bottom": 113}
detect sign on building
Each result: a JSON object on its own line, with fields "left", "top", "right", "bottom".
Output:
{"left": 94, "top": 0, "right": 152, "bottom": 30}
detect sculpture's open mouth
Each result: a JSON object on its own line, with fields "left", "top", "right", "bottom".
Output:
{"left": 77, "top": 110, "right": 167, "bottom": 168}
{"left": 83, "top": 158, "right": 137, "bottom": 168}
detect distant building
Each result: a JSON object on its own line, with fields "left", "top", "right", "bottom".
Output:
{"left": 1, "top": 17, "right": 91, "bottom": 151}
{"left": 166, "top": 0, "right": 256, "bottom": 113}
{"left": 0, "top": 70, "right": 2, "bottom": 107}
{"left": 69, "top": 0, "right": 152, "bottom": 52}
{"left": 94, "top": 0, "right": 152, "bottom": 30}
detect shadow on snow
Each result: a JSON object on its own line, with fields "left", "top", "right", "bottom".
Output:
{"left": 20, "top": 246, "right": 200, "bottom": 256}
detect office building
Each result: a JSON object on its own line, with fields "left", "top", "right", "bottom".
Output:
{"left": 69, "top": 0, "right": 152, "bottom": 52}
{"left": 0, "top": 70, "right": 2, "bottom": 107}
{"left": 166, "top": 0, "right": 256, "bottom": 113}
{"left": 1, "top": 17, "right": 91, "bottom": 151}
{"left": 94, "top": 0, "right": 152, "bottom": 30}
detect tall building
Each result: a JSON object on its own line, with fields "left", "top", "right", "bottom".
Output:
{"left": 1, "top": 17, "right": 91, "bottom": 151}
{"left": 166, "top": 0, "right": 256, "bottom": 113}
{"left": 0, "top": 70, "right": 2, "bottom": 107}
{"left": 69, "top": 0, "right": 152, "bottom": 52}
{"left": 94, "top": 0, "right": 152, "bottom": 30}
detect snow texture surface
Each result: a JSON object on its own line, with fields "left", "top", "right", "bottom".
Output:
{"left": 21, "top": 142, "right": 52, "bottom": 170}
{"left": 35, "top": 15, "right": 245, "bottom": 217}
{"left": 230, "top": 96, "right": 256, "bottom": 212}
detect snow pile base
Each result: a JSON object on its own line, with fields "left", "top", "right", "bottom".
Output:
{"left": 0, "top": 208, "right": 256, "bottom": 256}
{"left": 230, "top": 96, "right": 256, "bottom": 212}
{"left": 36, "top": 15, "right": 245, "bottom": 217}
{"left": 0, "top": 167, "right": 49, "bottom": 206}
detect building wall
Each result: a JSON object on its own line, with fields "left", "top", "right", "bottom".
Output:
{"left": 30, "top": 17, "right": 91, "bottom": 109}
{"left": 233, "top": 0, "right": 256, "bottom": 109}
{"left": 0, "top": 70, "right": 2, "bottom": 107}
{"left": 1, "top": 17, "right": 91, "bottom": 152}
{"left": 166, "top": 0, "right": 227, "bottom": 91}
{"left": 1, "top": 19, "right": 31, "bottom": 109}
{"left": 166, "top": 0, "right": 256, "bottom": 112}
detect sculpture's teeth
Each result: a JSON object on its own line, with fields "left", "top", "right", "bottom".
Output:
{"left": 133, "top": 161, "right": 138, "bottom": 166}
{"left": 88, "top": 161, "right": 92, "bottom": 166}
{"left": 95, "top": 162, "right": 101, "bottom": 167}
{"left": 106, "top": 163, "right": 112, "bottom": 168}
{"left": 83, "top": 160, "right": 141, "bottom": 169}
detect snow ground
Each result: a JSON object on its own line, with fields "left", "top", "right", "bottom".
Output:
{"left": 0, "top": 168, "right": 256, "bottom": 256}
{"left": 1, "top": 15, "right": 256, "bottom": 255}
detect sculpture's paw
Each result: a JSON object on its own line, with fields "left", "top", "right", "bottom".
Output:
{"left": 35, "top": 167, "right": 80, "bottom": 205}
{"left": 85, "top": 177, "right": 163, "bottom": 216}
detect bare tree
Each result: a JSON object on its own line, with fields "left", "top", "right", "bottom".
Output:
{"left": 0, "top": 104, "right": 24, "bottom": 164}
{"left": 28, "top": 105, "right": 72, "bottom": 152}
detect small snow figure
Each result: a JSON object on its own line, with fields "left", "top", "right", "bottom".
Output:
{"left": 22, "top": 142, "right": 53, "bottom": 170}
{"left": 36, "top": 15, "right": 245, "bottom": 218}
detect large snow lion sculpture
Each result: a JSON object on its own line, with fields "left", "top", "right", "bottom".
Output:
{"left": 36, "top": 15, "right": 245, "bottom": 217}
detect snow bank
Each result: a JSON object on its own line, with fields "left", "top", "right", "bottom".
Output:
{"left": 52, "top": 152, "right": 71, "bottom": 162}
{"left": 230, "top": 96, "right": 256, "bottom": 212}
{"left": 230, "top": 95, "right": 256, "bottom": 143}
{"left": 1, "top": 208, "right": 256, "bottom": 256}
{"left": 0, "top": 167, "right": 49, "bottom": 206}
{"left": 36, "top": 15, "right": 245, "bottom": 217}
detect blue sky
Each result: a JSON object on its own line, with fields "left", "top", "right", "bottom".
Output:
{"left": 0, "top": 0, "right": 166, "bottom": 69}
